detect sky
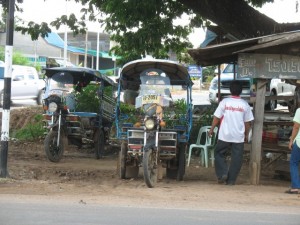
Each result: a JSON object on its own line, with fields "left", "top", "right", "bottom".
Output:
{"left": 16, "top": 0, "right": 300, "bottom": 48}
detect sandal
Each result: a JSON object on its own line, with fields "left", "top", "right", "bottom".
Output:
{"left": 285, "top": 189, "right": 299, "bottom": 194}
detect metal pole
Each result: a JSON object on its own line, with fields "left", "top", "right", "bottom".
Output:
{"left": 96, "top": 31, "right": 99, "bottom": 70}
{"left": 0, "top": 0, "right": 15, "bottom": 178}
{"left": 63, "top": 0, "right": 68, "bottom": 67}
{"left": 84, "top": 31, "right": 88, "bottom": 67}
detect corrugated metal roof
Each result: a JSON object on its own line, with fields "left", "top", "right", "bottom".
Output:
{"left": 188, "top": 30, "right": 300, "bottom": 66}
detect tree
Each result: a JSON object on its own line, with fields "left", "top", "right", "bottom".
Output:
{"left": 0, "top": 46, "right": 29, "bottom": 65}
{"left": 11, "top": 0, "right": 300, "bottom": 64}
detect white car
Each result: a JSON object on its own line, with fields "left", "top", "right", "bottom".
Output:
{"left": 208, "top": 64, "right": 296, "bottom": 111}
{"left": 0, "top": 65, "right": 45, "bottom": 106}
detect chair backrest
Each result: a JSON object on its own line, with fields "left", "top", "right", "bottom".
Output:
{"left": 195, "top": 126, "right": 211, "bottom": 145}
{"left": 195, "top": 126, "right": 218, "bottom": 147}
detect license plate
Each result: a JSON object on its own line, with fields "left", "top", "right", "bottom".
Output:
{"left": 142, "top": 95, "right": 160, "bottom": 104}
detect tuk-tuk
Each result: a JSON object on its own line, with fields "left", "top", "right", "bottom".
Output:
{"left": 42, "top": 67, "right": 116, "bottom": 162}
{"left": 116, "top": 57, "right": 193, "bottom": 188}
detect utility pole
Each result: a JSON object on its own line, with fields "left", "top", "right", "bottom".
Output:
{"left": 0, "top": 0, "right": 15, "bottom": 177}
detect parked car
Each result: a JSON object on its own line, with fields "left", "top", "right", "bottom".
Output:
{"left": 0, "top": 65, "right": 45, "bottom": 106}
{"left": 208, "top": 64, "right": 296, "bottom": 111}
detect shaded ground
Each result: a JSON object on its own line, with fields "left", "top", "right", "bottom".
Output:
{"left": 0, "top": 106, "right": 299, "bottom": 213}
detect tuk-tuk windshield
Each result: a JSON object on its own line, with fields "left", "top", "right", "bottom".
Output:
{"left": 135, "top": 69, "right": 172, "bottom": 108}
{"left": 44, "top": 72, "right": 75, "bottom": 98}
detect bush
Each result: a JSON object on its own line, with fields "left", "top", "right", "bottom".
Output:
{"left": 12, "top": 114, "right": 44, "bottom": 141}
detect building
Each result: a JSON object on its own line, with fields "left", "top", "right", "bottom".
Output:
{"left": 0, "top": 30, "right": 116, "bottom": 74}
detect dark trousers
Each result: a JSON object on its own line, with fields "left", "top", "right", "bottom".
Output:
{"left": 214, "top": 140, "right": 244, "bottom": 184}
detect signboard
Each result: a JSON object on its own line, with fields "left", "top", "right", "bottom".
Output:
{"left": 237, "top": 53, "right": 300, "bottom": 79}
{"left": 188, "top": 65, "right": 202, "bottom": 78}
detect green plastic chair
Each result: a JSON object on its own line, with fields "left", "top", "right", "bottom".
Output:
{"left": 187, "top": 126, "right": 218, "bottom": 168}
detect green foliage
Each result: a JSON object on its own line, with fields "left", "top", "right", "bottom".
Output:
{"left": 12, "top": 114, "right": 44, "bottom": 141}
{"left": 0, "top": 46, "right": 30, "bottom": 66}
{"left": 202, "top": 66, "right": 216, "bottom": 82}
{"left": 12, "top": 51, "right": 30, "bottom": 65}
{"left": 190, "top": 103, "right": 218, "bottom": 143}
{"left": 13, "top": 0, "right": 274, "bottom": 65}
{"left": 163, "top": 98, "right": 188, "bottom": 128}
{"left": 75, "top": 84, "right": 100, "bottom": 112}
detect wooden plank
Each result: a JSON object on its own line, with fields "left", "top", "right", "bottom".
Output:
{"left": 250, "top": 79, "right": 266, "bottom": 185}
{"left": 237, "top": 53, "right": 300, "bottom": 79}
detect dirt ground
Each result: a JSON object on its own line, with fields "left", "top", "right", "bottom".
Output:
{"left": 0, "top": 106, "right": 300, "bottom": 213}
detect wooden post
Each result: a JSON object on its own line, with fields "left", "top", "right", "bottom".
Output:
{"left": 249, "top": 79, "right": 267, "bottom": 185}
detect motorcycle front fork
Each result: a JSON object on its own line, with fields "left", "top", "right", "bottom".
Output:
{"left": 144, "top": 131, "right": 159, "bottom": 166}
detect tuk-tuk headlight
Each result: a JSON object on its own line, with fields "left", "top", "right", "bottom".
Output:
{"left": 145, "top": 118, "right": 155, "bottom": 130}
{"left": 48, "top": 102, "right": 58, "bottom": 112}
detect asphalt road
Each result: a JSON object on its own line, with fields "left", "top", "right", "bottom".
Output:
{"left": 0, "top": 200, "right": 299, "bottom": 225}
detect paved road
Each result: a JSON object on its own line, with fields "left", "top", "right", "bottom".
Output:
{"left": 0, "top": 199, "right": 299, "bottom": 225}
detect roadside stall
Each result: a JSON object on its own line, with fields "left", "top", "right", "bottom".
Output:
{"left": 188, "top": 30, "right": 300, "bottom": 184}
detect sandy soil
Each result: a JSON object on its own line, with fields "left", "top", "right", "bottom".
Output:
{"left": 0, "top": 106, "right": 300, "bottom": 213}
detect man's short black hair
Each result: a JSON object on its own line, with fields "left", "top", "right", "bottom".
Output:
{"left": 230, "top": 80, "right": 242, "bottom": 96}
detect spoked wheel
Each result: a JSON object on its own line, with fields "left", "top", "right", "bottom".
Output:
{"left": 44, "top": 130, "right": 64, "bottom": 162}
{"left": 119, "top": 142, "right": 127, "bottom": 179}
{"left": 177, "top": 143, "right": 187, "bottom": 181}
{"left": 143, "top": 148, "right": 158, "bottom": 188}
{"left": 94, "top": 129, "right": 105, "bottom": 159}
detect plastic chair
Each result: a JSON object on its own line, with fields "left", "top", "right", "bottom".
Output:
{"left": 201, "top": 126, "right": 218, "bottom": 168}
{"left": 187, "top": 126, "right": 218, "bottom": 168}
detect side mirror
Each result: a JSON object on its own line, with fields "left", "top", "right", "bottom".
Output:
{"left": 13, "top": 77, "right": 22, "bottom": 81}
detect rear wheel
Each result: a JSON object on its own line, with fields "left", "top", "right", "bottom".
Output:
{"left": 44, "top": 130, "right": 64, "bottom": 162}
{"left": 94, "top": 129, "right": 105, "bottom": 159}
{"left": 143, "top": 148, "right": 157, "bottom": 188}
{"left": 119, "top": 142, "right": 127, "bottom": 179}
{"left": 118, "top": 142, "right": 139, "bottom": 179}
{"left": 177, "top": 143, "right": 187, "bottom": 181}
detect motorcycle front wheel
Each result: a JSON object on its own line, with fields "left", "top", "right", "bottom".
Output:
{"left": 44, "top": 130, "right": 64, "bottom": 162}
{"left": 143, "top": 148, "right": 157, "bottom": 188}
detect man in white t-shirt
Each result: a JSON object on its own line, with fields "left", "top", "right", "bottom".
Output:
{"left": 209, "top": 80, "right": 254, "bottom": 185}
{"left": 286, "top": 108, "right": 300, "bottom": 194}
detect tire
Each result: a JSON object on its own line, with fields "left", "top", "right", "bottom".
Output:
{"left": 177, "top": 144, "right": 186, "bottom": 181}
{"left": 44, "top": 130, "right": 64, "bottom": 162}
{"left": 265, "top": 90, "right": 277, "bottom": 111}
{"left": 119, "top": 142, "right": 127, "bottom": 179}
{"left": 165, "top": 144, "right": 186, "bottom": 180}
{"left": 36, "top": 90, "right": 44, "bottom": 105}
{"left": 143, "top": 148, "right": 157, "bottom": 188}
{"left": 94, "top": 129, "right": 105, "bottom": 159}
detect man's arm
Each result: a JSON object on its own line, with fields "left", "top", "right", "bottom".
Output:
{"left": 289, "top": 122, "right": 300, "bottom": 150}
{"left": 209, "top": 116, "right": 220, "bottom": 137}
{"left": 244, "top": 121, "right": 252, "bottom": 143}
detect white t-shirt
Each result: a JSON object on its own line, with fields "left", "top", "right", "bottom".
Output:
{"left": 293, "top": 108, "right": 300, "bottom": 146}
{"left": 214, "top": 96, "right": 254, "bottom": 143}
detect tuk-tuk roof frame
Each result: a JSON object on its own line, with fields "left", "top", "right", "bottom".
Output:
{"left": 119, "top": 58, "right": 192, "bottom": 91}
{"left": 44, "top": 67, "right": 116, "bottom": 87}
